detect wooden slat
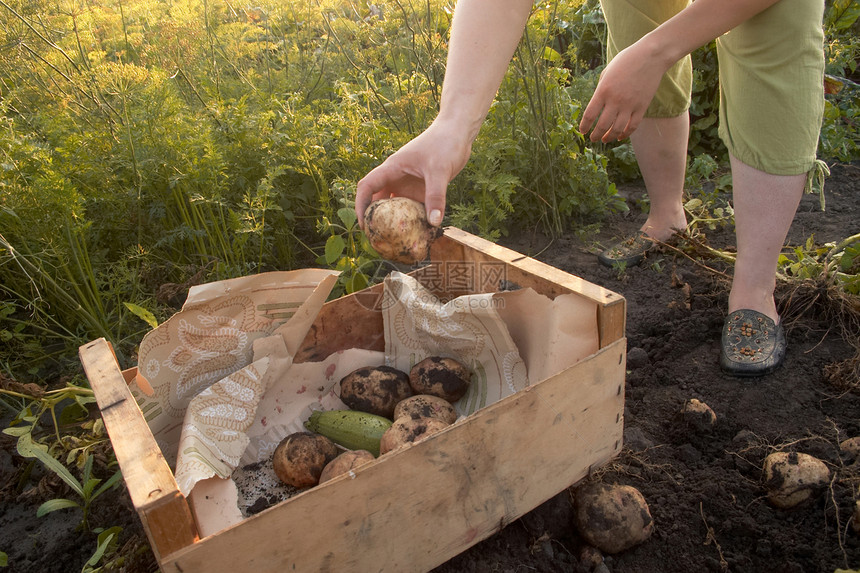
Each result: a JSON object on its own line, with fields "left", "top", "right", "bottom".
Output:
{"left": 430, "top": 228, "right": 626, "bottom": 347}
{"left": 294, "top": 228, "right": 626, "bottom": 363}
{"left": 78, "top": 338, "right": 199, "bottom": 561}
{"left": 293, "top": 282, "right": 386, "bottom": 362}
{"left": 159, "top": 339, "right": 626, "bottom": 573}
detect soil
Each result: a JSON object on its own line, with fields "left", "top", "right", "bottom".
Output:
{"left": 1, "top": 162, "right": 859, "bottom": 573}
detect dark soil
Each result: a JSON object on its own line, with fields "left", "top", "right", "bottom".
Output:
{"left": 1, "top": 162, "right": 858, "bottom": 573}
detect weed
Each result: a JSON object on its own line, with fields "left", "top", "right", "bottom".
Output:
{"left": 316, "top": 184, "right": 391, "bottom": 297}
{"left": 0, "top": 381, "right": 120, "bottom": 531}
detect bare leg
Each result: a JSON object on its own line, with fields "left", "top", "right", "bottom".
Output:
{"left": 629, "top": 114, "right": 690, "bottom": 241}
{"left": 728, "top": 155, "right": 805, "bottom": 323}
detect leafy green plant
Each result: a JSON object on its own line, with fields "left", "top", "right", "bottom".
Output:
{"left": 81, "top": 526, "right": 124, "bottom": 573}
{"left": 778, "top": 233, "right": 860, "bottom": 295}
{"left": 1, "top": 381, "right": 120, "bottom": 531}
{"left": 819, "top": 0, "right": 860, "bottom": 162}
{"left": 316, "top": 185, "right": 388, "bottom": 298}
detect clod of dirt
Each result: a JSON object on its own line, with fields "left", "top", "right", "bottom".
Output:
{"left": 572, "top": 482, "right": 654, "bottom": 554}
{"left": 627, "top": 347, "right": 649, "bottom": 369}
{"left": 679, "top": 398, "right": 717, "bottom": 432}
{"left": 578, "top": 544, "right": 604, "bottom": 568}
{"left": 762, "top": 451, "right": 831, "bottom": 509}
{"left": 853, "top": 501, "right": 860, "bottom": 535}
{"left": 839, "top": 436, "right": 860, "bottom": 460}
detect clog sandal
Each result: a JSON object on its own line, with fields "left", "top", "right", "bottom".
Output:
{"left": 719, "top": 309, "right": 786, "bottom": 377}
{"left": 598, "top": 231, "right": 656, "bottom": 268}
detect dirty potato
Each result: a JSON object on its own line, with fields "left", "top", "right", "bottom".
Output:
{"left": 319, "top": 450, "right": 376, "bottom": 484}
{"left": 572, "top": 482, "right": 654, "bottom": 554}
{"left": 408, "top": 356, "right": 471, "bottom": 403}
{"left": 363, "top": 197, "right": 443, "bottom": 264}
{"left": 272, "top": 432, "right": 339, "bottom": 488}
{"left": 394, "top": 394, "right": 458, "bottom": 425}
{"left": 763, "top": 451, "right": 830, "bottom": 508}
{"left": 339, "top": 365, "right": 413, "bottom": 418}
{"left": 379, "top": 416, "right": 449, "bottom": 455}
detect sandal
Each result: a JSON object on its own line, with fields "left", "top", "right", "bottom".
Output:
{"left": 719, "top": 309, "right": 786, "bottom": 377}
{"left": 598, "top": 231, "right": 656, "bottom": 268}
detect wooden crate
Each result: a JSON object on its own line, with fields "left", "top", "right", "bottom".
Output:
{"left": 78, "top": 228, "right": 626, "bottom": 573}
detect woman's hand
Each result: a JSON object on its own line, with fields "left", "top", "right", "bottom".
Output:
{"left": 578, "top": 41, "right": 669, "bottom": 143}
{"left": 355, "top": 119, "right": 473, "bottom": 228}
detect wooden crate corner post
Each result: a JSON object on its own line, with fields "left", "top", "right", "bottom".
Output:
{"left": 78, "top": 338, "right": 199, "bottom": 562}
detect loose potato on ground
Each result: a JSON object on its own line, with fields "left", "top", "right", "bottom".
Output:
{"left": 379, "top": 416, "right": 449, "bottom": 455}
{"left": 340, "top": 365, "right": 413, "bottom": 418}
{"left": 394, "top": 394, "right": 458, "bottom": 425}
{"left": 319, "top": 450, "right": 376, "bottom": 484}
{"left": 572, "top": 482, "right": 654, "bottom": 554}
{"left": 363, "top": 197, "right": 443, "bottom": 264}
{"left": 763, "top": 451, "right": 831, "bottom": 508}
{"left": 272, "top": 432, "right": 339, "bottom": 488}
{"left": 409, "top": 356, "right": 471, "bottom": 403}
{"left": 679, "top": 398, "right": 717, "bottom": 432}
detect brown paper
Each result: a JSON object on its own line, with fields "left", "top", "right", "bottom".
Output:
{"left": 131, "top": 269, "right": 339, "bottom": 469}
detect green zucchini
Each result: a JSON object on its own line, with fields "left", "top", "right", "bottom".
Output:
{"left": 304, "top": 410, "right": 392, "bottom": 457}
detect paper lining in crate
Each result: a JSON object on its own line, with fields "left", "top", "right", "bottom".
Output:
{"left": 127, "top": 265, "right": 600, "bottom": 536}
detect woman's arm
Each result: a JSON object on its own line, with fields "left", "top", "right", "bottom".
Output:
{"left": 579, "top": 0, "right": 786, "bottom": 143}
{"left": 356, "top": 0, "right": 533, "bottom": 226}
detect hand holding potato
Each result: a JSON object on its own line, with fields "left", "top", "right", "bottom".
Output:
{"left": 355, "top": 119, "right": 473, "bottom": 229}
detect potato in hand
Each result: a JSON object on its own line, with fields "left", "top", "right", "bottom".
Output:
{"left": 364, "top": 197, "right": 443, "bottom": 264}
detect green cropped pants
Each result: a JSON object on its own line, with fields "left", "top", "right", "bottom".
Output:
{"left": 600, "top": 0, "right": 825, "bottom": 175}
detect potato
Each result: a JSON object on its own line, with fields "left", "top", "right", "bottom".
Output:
{"left": 319, "top": 450, "right": 376, "bottom": 484}
{"left": 572, "top": 482, "right": 654, "bottom": 554}
{"left": 763, "top": 451, "right": 831, "bottom": 508}
{"left": 409, "top": 356, "right": 471, "bottom": 403}
{"left": 340, "top": 365, "right": 413, "bottom": 418}
{"left": 379, "top": 416, "right": 449, "bottom": 455}
{"left": 394, "top": 394, "right": 458, "bottom": 425}
{"left": 363, "top": 197, "right": 443, "bottom": 264}
{"left": 272, "top": 432, "right": 339, "bottom": 488}
{"left": 679, "top": 398, "right": 717, "bottom": 432}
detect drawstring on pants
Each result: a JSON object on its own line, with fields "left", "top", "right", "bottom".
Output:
{"left": 804, "top": 159, "right": 830, "bottom": 211}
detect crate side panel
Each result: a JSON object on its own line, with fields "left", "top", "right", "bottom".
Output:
{"left": 293, "top": 282, "right": 386, "bottom": 362}
{"left": 428, "top": 230, "right": 626, "bottom": 346}
{"left": 159, "top": 340, "right": 625, "bottom": 573}
{"left": 78, "top": 338, "right": 198, "bottom": 559}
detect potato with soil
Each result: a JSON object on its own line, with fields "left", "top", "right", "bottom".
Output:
{"left": 679, "top": 398, "right": 717, "bottom": 432}
{"left": 363, "top": 197, "right": 443, "bottom": 264}
{"left": 763, "top": 451, "right": 831, "bottom": 508}
{"left": 379, "top": 416, "right": 450, "bottom": 455}
{"left": 572, "top": 482, "right": 654, "bottom": 554}
{"left": 409, "top": 356, "right": 471, "bottom": 403}
{"left": 339, "top": 365, "right": 413, "bottom": 419}
{"left": 319, "top": 450, "right": 376, "bottom": 484}
{"left": 272, "top": 432, "right": 340, "bottom": 488}
{"left": 394, "top": 394, "right": 458, "bottom": 425}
